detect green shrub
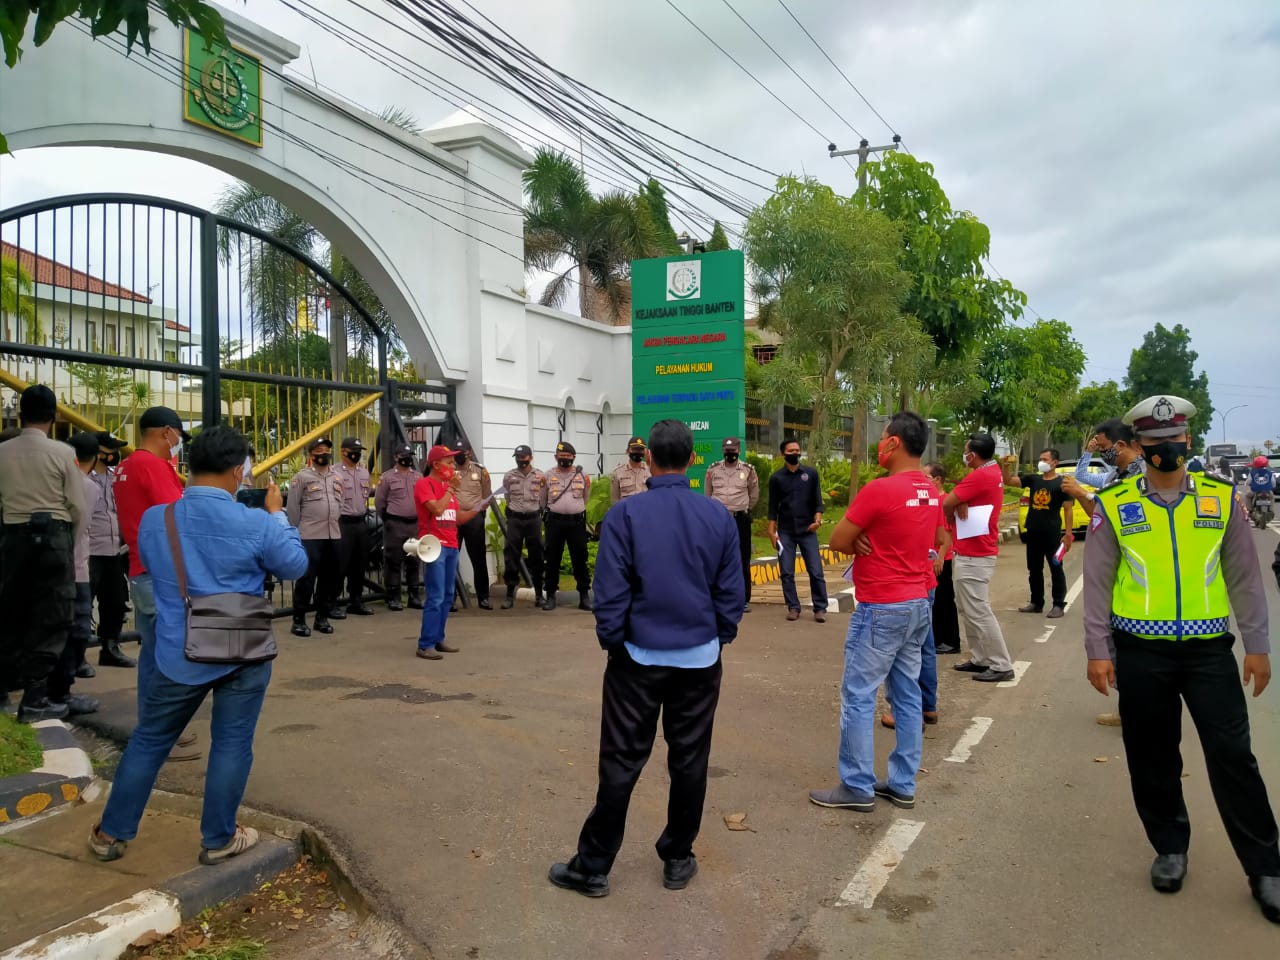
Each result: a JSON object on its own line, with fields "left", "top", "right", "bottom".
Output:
{"left": 559, "top": 538, "right": 599, "bottom": 580}
{"left": 819, "top": 460, "right": 852, "bottom": 505}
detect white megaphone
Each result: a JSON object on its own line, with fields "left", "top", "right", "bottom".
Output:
{"left": 402, "top": 535, "right": 442, "bottom": 564}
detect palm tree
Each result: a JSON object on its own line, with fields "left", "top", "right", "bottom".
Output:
{"left": 523, "top": 149, "right": 659, "bottom": 323}
{"left": 1, "top": 253, "right": 39, "bottom": 343}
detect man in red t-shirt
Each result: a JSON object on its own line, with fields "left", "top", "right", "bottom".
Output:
{"left": 943, "top": 433, "right": 1015, "bottom": 682}
{"left": 413, "top": 445, "right": 480, "bottom": 660}
{"left": 113, "top": 407, "right": 193, "bottom": 753}
{"left": 809, "top": 412, "right": 945, "bottom": 813}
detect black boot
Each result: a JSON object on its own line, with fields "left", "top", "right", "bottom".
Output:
{"left": 291, "top": 616, "right": 311, "bottom": 638}
{"left": 535, "top": 591, "right": 545, "bottom": 608}
{"left": 17, "top": 685, "right": 70, "bottom": 723}
{"left": 578, "top": 590, "right": 592, "bottom": 612}
{"left": 542, "top": 593, "right": 557, "bottom": 611}
{"left": 501, "top": 587, "right": 515, "bottom": 610}
{"left": 76, "top": 660, "right": 97, "bottom": 679}
{"left": 387, "top": 592, "right": 404, "bottom": 612}
{"left": 407, "top": 590, "right": 425, "bottom": 610}
{"left": 98, "top": 639, "right": 137, "bottom": 668}
{"left": 314, "top": 613, "right": 335, "bottom": 635}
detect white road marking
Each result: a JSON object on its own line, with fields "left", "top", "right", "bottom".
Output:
{"left": 836, "top": 818, "right": 926, "bottom": 908}
{"left": 997, "top": 660, "right": 1032, "bottom": 688}
{"left": 945, "top": 716, "right": 994, "bottom": 763}
{"left": 1035, "top": 625, "right": 1057, "bottom": 644}
{"left": 1065, "top": 574, "right": 1084, "bottom": 607}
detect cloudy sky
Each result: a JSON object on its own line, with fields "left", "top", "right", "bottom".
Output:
{"left": 3, "top": 0, "right": 1278, "bottom": 445}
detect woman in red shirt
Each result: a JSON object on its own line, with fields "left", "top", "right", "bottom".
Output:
{"left": 414, "top": 445, "right": 479, "bottom": 659}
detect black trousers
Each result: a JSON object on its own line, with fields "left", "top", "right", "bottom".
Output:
{"left": 89, "top": 553, "right": 128, "bottom": 643}
{"left": 381, "top": 515, "right": 420, "bottom": 597}
{"left": 50, "top": 582, "right": 92, "bottom": 701}
{"left": 576, "top": 647, "right": 723, "bottom": 875}
{"left": 933, "top": 559, "right": 961, "bottom": 649}
{"left": 1025, "top": 529, "right": 1067, "bottom": 608}
{"left": 294, "top": 538, "right": 342, "bottom": 618}
{"left": 544, "top": 512, "right": 590, "bottom": 595}
{"left": 338, "top": 516, "right": 372, "bottom": 604}
{"left": 1114, "top": 631, "right": 1280, "bottom": 876}
{"left": 458, "top": 511, "right": 490, "bottom": 601}
{"left": 0, "top": 522, "right": 75, "bottom": 690}
{"left": 732, "top": 511, "right": 753, "bottom": 604}
{"left": 503, "top": 511, "right": 544, "bottom": 591}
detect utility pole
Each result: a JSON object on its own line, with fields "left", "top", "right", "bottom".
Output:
{"left": 828, "top": 135, "right": 902, "bottom": 196}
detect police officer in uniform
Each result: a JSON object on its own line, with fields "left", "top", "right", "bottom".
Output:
{"left": 502, "top": 445, "right": 546, "bottom": 609}
{"left": 335, "top": 437, "right": 374, "bottom": 616}
{"left": 1083, "top": 395, "right": 1280, "bottom": 922}
{"left": 543, "top": 441, "right": 591, "bottom": 612}
{"left": 0, "top": 385, "right": 87, "bottom": 722}
{"left": 454, "top": 443, "right": 494, "bottom": 609}
{"left": 376, "top": 443, "right": 423, "bottom": 611}
{"left": 89, "top": 431, "right": 136, "bottom": 668}
{"left": 610, "top": 436, "right": 651, "bottom": 503}
{"left": 286, "top": 438, "right": 344, "bottom": 637}
{"left": 705, "top": 437, "right": 759, "bottom": 612}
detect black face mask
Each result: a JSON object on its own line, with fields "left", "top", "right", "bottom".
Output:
{"left": 724, "top": 452, "right": 739, "bottom": 463}
{"left": 557, "top": 459, "right": 574, "bottom": 469}
{"left": 1141, "top": 440, "right": 1188, "bottom": 473}
{"left": 516, "top": 460, "right": 532, "bottom": 470}
{"left": 345, "top": 450, "right": 362, "bottom": 464}
{"left": 312, "top": 454, "right": 331, "bottom": 467}
{"left": 628, "top": 452, "right": 644, "bottom": 463}
{"left": 783, "top": 453, "right": 800, "bottom": 465}
{"left": 397, "top": 457, "right": 414, "bottom": 468}
{"left": 455, "top": 454, "right": 468, "bottom": 467}
{"left": 100, "top": 452, "right": 119, "bottom": 467}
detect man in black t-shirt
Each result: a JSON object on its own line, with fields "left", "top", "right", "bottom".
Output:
{"left": 1005, "top": 448, "right": 1074, "bottom": 618}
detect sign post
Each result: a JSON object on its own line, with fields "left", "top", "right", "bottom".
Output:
{"left": 630, "top": 251, "right": 746, "bottom": 491}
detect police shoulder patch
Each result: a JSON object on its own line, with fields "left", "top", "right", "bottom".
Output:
{"left": 1090, "top": 511, "right": 1104, "bottom": 532}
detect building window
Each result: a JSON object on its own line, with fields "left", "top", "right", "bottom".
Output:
{"left": 105, "top": 323, "right": 117, "bottom": 353}
{"left": 164, "top": 347, "right": 178, "bottom": 381}
{"left": 86, "top": 320, "right": 98, "bottom": 351}
{"left": 124, "top": 327, "right": 136, "bottom": 357}
{"left": 753, "top": 344, "right": 777, "bottom": 365}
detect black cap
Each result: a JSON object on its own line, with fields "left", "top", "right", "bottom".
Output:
{"left": 96, "top": 431, "right": 127, "bottom": 449}
{"left": 138, "top": 406, "right": 191, "bottom": 441}
{"left": 307, "top": 436, "right": 333, "bottom": 452}
{"left": 555, "top": 441, "right": 576, "bottom": 456}
{"left": 340, "top": 436, "right": 363, "bottom": 450}
{"left": 19, "top": 384, "right": 57, "bottom": 422}
{"left": 627, "top": 436, "right": 646, "bottom": 450}
{"left": 722, "top": 437, "right": 741, "bottom": 451}
{"left": 513, "top": 444, "right": 532, "bottom": 458}
{"left": 393, "top": 443, "right": 413, "bottom": 458}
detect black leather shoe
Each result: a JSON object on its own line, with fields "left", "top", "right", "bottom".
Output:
{"left": 1018, "top": 603, "right": 1043, "bottom": 614}
{"left": 347, "top": 603, "right": 374, "bottom": 616}
{"left": 98, "top": 641, "right": 137, "bottom": 668}
{"left": 327, "top": 607, "right": 348, "bottom": 620}
{"left": 314, "top": 617, "right": 335, "bottom": 635}
{"left": 478, "top": 598, "right": 492, "bottom": 610}
{"left": 291, "top": 620, "right": 312, "bottom": 638}
{"left": 17, "top": 693, "right": 70, "bottom": 724}
{"left": 534, "top": 593, "right": 545, "bottom": 608}
{"left": 663, "top": 855, "right": 698, "bottom": 891}
{"left": 387, "top": 599, "right": 404, "bottom": 612}
{"left": 974, "top": 669, "right": 1015, "bottom": 682}
{"left": 1151, "top": 854, "right": 1188, "bottom": 893}
{"left": 953, "top": 661, "right": 989, "bottom": 673}
{"left": 542, "top": 596, "right": 557, "bottom": 611}
{"left": 54, "top": 694, "right": 99, "bottom": 716}
{"left": 548, "top": 857, "right": 609, "bottom": 898}
{"left": 1250, "top": 875, "right": 1280, "bottom": 923}
{"left": 407, "top": 595, "right": 425, "bottom": 610}
{"left": 500, "top": 593, "right": 515, "bottom": 609}
{"left": 578, "top": 591, "right": 592, "bottom": 612}
{"left": 75, "top": 661, "right": 97, "bottom": 679}
{"left": 934, "top": 644, "right": 961, "bottom": 655}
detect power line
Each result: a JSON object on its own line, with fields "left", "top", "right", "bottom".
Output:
{"left": 717, "top": 0, "right": 864, "bottom": 140}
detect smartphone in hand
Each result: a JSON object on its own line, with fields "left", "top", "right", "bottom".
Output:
{"left": 236, "top": 488, "right": 268, "bottom": 510}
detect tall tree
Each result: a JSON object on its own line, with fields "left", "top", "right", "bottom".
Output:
{"left": 1123, "top": 322, "right": 1213, "bottom": 445}
{"left": 706, "top": 221, "right": 730, "bottom": 251}
{"left": 1, "top": 253, "right": 38, "bottom": 342}
{"left": 1060, "top": 380, "right": 1129, "bottom": 443}
{"left": 636, "top": 179, "right": 682, "bottom": 256}
{"left": 522, "top": 148, "right": 659, "bottom": 323}
{"left": 743, "top": 176, "right": 914, "bottom": 478}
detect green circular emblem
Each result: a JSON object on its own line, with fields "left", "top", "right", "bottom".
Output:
{"left": 194, "top": 53, "right": 255, "bottom": 132}
{"left": 668, "top": 266, "right": 699, "bottom": 300}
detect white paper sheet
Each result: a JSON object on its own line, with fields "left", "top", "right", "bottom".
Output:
{"left": 955, "top": 504, "right": 994, "bottom": 540}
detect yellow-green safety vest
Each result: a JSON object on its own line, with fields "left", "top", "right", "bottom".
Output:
{"left": 1095, "top": 473, "right": 1233, "bottom": 640}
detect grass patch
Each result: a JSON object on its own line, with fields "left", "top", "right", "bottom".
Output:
{"left": 0, "top": 712, "right": 43, "bottom": 778}
{"left": 182, "top": 942, "right": 265, "bottom": 960}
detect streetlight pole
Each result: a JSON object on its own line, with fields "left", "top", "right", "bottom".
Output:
{"left": 1219, "top": 404, "right": 1248, "bottom": 443}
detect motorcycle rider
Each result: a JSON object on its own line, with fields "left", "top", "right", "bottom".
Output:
{"left": 1248, "top": 455, "right": 1275, "bottom": 518}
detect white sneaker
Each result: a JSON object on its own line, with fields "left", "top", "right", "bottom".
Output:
{"left": 199, "top": 824, "right": 259, "bottom": 865}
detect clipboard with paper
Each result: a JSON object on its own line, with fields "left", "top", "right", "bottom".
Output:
{"left": 955, "top": 504, "right": 994, "bottom": 540}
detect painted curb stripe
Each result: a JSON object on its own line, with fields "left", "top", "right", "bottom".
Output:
{"left": 836, "top": 819, "right": 926, "bottom": 908}
{"left": 945, "top": 717, "right": 994, "bottom": 764}
{"left": 0, "top": 889, "right": 181, "bottom": 960}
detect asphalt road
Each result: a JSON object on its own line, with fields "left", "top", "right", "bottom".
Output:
{"left": 74, "top": 529, "right": 1280, "bottom": 959}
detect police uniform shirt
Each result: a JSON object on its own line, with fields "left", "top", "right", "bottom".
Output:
{"left": 705, "top": 459, "right": 759, "bottom": 513}
{"left": 375, "top": 467, "right": 418, "bottom": 518}
{"left": 611, "top": 460, "right": 651, "bottom": 502}
{"left": 87, "top": 469, "right": 122, "bottom": 557}
{"left": 504, "top": 467, "right": 546, "bottom": 513}
{"left": 456, "top": 459, "right": 492, "bottom": 511}
{"left": 0, "top": 427, "right": 86, "bottom": 536}
{"left": 74, "top": 472, "right": 95, "bottom": 582}
{"left": 546, "top": 466, "right": 588, "bottom": 515}
{"left": 286, "top": 466, "right": 344, "bottom": 539}
{"left": 336, "top": 461, "right": 372, "bottom": 517}
{"left": 1082, "top": 473, "right": 1267, "bottom": 660}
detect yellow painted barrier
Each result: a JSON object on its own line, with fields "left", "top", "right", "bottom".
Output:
{"left": 750, "top": 546, "right": 846, "bottom": 586}
{"left": 0, "top": 367, "right": 126, "bottom": 443}
{"left": 251, "top": 390, "right": 382, "bottom": 478}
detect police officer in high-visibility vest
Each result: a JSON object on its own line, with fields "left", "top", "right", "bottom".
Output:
{"left": 1083, "top": 394, "right": 1279, "bottom": 923}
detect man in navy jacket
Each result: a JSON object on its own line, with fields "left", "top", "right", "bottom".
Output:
{"left": 549, "top": 419, "right": 744, "bottom": 898}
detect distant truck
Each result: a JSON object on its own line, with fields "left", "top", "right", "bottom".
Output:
{"left": 1205, "top": 443, "right": 1249, "bottom": 483}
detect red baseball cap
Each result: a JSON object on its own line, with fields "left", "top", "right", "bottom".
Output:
{"left": 426, "top": 443, "right": 462, "bottom": 464}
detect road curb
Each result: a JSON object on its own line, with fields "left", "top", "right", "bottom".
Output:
{"left": 0, "top": 721, "right": 93, "bottom": 828}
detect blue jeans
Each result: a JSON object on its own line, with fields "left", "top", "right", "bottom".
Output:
{"left": 779, "top": 530, "right": 828, "bottom": 612}
{"left": 839, "top": 598, "right": 931, "bottom": 797}
{"left": 130, "top": 574, "right": 156, "bottom": 714}
{"left": 418, "top": 546, "right": 459, "bottom": 650}
{"left": 101, "top": 661, "right": 272, "bottom": 849}
{"left": 920, "top": 588, "right": 938, "bottom": 712}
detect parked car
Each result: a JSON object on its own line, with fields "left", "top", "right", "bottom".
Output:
{"left": 1017, "top": 460, "right": 1096, "bottom": 539}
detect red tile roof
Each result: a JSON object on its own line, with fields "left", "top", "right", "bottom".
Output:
{"left": 1, "top": 241, "right": 152, "bottom": 304}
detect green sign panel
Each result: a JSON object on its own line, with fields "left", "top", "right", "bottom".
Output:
{"left": 632, "top": 250, "right": 745, "bottom": 491}
{"left": 183, "top": 30, "right": 263, "bottom": 147}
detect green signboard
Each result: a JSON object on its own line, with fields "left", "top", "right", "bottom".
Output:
{"left": 631, "top": 250, "right": 745, "bottom": 491}
{"left": 183, "top": 30, "right": 263, "bottom": 147}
